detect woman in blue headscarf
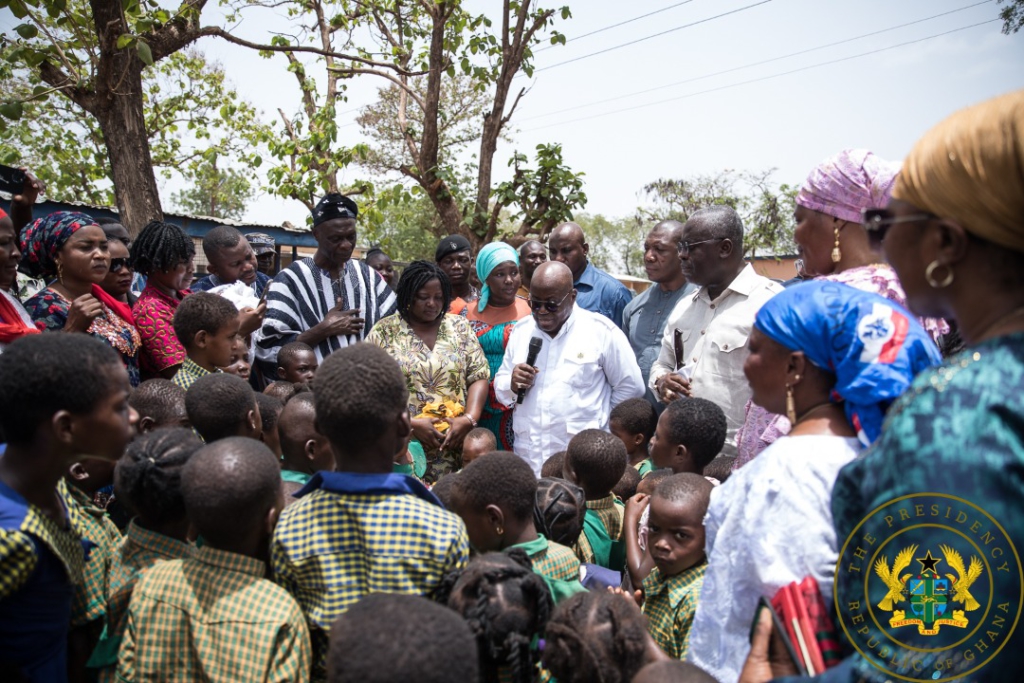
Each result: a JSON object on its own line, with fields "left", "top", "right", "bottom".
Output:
{"left": 465, "top": 242, "right": 532, "bottom": 449}
{"left": 688, "top": 281, "right": 941, "bottom": 683}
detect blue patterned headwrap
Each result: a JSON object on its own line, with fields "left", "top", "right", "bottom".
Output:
{"left": 754, "top": 281, "right": 941, "bottom": 446}
{"left": 475, "top": 242, "right": 519, "bottom": 312}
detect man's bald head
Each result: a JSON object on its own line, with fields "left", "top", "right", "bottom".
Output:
{"left": 687, "top": 206, "right": 743, "bottom": 251}
{"left": 181, "top": 437, "right": 282, "bottom": 547}
{"left": 548, "top": 223, "right": 589, "bottom": 280}
{"left": 531, "top": 261, "right": 574, "bottom": 291}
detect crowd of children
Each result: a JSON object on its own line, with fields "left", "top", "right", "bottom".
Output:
{"left": 0, "top": 316, "right": 738, "bottom": 683}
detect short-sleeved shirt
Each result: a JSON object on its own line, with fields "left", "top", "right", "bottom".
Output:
{"left": 641, "top": 561, "right": 706, "bottom": 659}
{"left": 117, "top": 545, "right": 310, "bottom": 682}
{"left": 573, "top": 262, "right": 633, "bottom": 329}
{"left": 88, "top": 520, "right": 195, "bottom": 681}
{"left": 58, "top": 480, "right": 122, "bottom": 626}
{"left": 0, "top": 479, "right": 85, "bottom": 682}
{"left": 132, "top": 284, "right": 190, "bottom": 376}
{"left": 574, "top": 494, "right": 625, "bottom": 568}
{"left": 271, "top": 472, "right": 469, "bottom": 677}
{"left": 510, "top": 535, "right": 586, "bottom": 604}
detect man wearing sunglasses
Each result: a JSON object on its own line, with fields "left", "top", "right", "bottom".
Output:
{"left": 648, "top": 206, "right": 784, "bottom": 457}
{"left": 494, "top": 261, "right": 644, "bottom": 475}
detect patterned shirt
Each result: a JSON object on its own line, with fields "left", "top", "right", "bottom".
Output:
{"left": 88, "top": 520, "right": 195, "bottom": 681}
{"left": 366, "top": 313, "right": 490, "bottom": 481}
{"left": 192, "top": 271, "right": 271, "bottom": 299}
{"left": 132, "top": 284, "right": 189, "bottom": 376}
{"left": 23, "top": 287, "right": 142, "bottom": 386}
{"left": 272, "top": 476, "right": 469, "bottom": 677}
{"left": 172, "top": 356, "right": 215, "bottom": 391}
{"left": 641, "top": 561, "right": 706, "bottom": 659}
{"left": 118, "top": 545, "right": 310, "bottom": 682}
{"left": 59, "top": 480, "right": 122, "bottom": 626}
{"left": 511, "top": 535, "right": 586, "bottom": 605}
{"left": 574, "top": 494, "right": 625, "bottom": 566}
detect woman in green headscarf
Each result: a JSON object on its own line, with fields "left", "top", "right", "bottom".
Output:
{"left": 466, "top": 242, "right": 533, "bottom": 450}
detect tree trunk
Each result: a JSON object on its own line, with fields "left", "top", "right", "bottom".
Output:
{"left": 90, "top": 0, "right": 163, "bottom": 236}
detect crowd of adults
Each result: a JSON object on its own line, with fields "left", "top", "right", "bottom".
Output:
{"left": 0, "top": 89, "right": 1022, "bottom": 683}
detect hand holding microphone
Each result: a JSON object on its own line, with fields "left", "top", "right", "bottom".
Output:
{"left": 514, "top": 337, "right": 543, "bottom": 404}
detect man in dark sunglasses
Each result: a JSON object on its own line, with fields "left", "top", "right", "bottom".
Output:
{"left": 494, "top": 261, "right": 645, "bottom": 474}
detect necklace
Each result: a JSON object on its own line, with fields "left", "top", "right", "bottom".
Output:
{"left": 792, "top": 401, "right": 837, "bottom": 427}
{"left": 972, "top": 305, "right": 1024, "bottom": 343}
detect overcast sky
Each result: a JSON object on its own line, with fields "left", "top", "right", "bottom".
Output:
{"left": 18, "top": 0, "right": 1024, "bottom": 227}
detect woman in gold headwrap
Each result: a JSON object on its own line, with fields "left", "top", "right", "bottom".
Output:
{"left": 739, "top": 90, "right": 1024, "bottom": 682}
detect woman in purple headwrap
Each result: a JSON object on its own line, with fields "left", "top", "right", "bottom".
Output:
{"left": 21, "top": 211, "right": 142, "bottom": 386}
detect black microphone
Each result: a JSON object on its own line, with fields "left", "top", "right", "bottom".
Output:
{"left": 517, "top": 337, "right": 544, "bottom": 404}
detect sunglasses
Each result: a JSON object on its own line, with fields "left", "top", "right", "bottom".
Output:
{"left": 109, "top": 257, "right": 132, "bottom": 273}
{"left": 527, "top": 291, "right": 572, "bottom": 313}
{"left": 862, "top": 208, "right": 934, "bottom": 247}
{"left": 680, "top": 238, "right": 724, "bottom": 256}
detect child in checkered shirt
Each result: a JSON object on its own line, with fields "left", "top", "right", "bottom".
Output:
{"left": 615, "top": 473, "right": 712, "bottom": 660}
{"left": 117, "top": 437, "right": 310, "bottom": 681}
{"left": 0, "top": 334, "right": 137, "bottom": 682}
{"left": 448, "top": 451, "right": 585, "bottom": 604}
{"left": 563, "top": 429, "right": 629, "bottom": 571}
{"left": 270, "top": 344, "right": 468, "bottom": 680}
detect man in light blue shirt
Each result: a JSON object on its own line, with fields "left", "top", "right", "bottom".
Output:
{"left": 621, "top": 220, "right": 696, "bottom": 406}
{"left": 548, "top": 222, "right": 632, "bottom": 329}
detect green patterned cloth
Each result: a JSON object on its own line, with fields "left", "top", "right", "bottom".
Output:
{"left": 641, "top": 561, "right": 706, "bottom": 659}
{"left": 59, "top": 480, "right": 122, "bottom": 626}
{"left": 510, "top": 535, "right": 586, "bottom": 604}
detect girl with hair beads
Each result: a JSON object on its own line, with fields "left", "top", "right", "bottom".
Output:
{"left": 446, "top": 550, "right": 553, "bottom": 683}
{"left": 88, "top": 427, "right": 203, "bottom": 682}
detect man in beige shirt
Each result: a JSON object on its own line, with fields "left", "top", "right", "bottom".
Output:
{"left": 648, "top": 206, "right": 783, "bottom": 456}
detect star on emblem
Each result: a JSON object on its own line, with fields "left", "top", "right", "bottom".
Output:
{"left": 917, "top": 550, "right": 941, "bottom": 573}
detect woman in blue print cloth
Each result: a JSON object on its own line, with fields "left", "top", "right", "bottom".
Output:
{"left": 739, "top": 91, "right": 1024, "bottom": 683}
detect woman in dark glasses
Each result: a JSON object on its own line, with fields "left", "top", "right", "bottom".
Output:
{"left": 100, "top": 236, "right": 137, "bottom": 307}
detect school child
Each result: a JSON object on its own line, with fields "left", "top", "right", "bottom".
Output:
{"left": 533, "top": 477, "right": 586, "bottom": 548}
{"left": 446, "top": 551, "right": 553, "bottom": 683}
{"left": 609, "top": 397, "right": 658, "bottom": 477}
{"left": 460, "top": 427, "right": 497, "bottom": 468}
{"left": 542, "top": 590, "right": 670, "bottom": 683}
{"left": 127, "top": 379, "right": 189, "bottom": 433}
{"left": 648, "top": 397, "right": 727, "bottom": 475}
{"left": 255, "top": 393, "right": 284, "bottom": 457}
{"left": 218, "top": 334, "right": 252, "bottom": 381}
{"left": 276, "top": 341, "right": 319, "bottom": 384}
{"left": 563, "top": 429, "right": 628, "bottom": 570}
{"left": 271, "top": 344, "right": 468, "bottom": 678}
{"left": 629, "top": 473, "right": 712, "bottom": 659}
{"left": 88, "top": 428, "right": 202, "bottom": 682}
{"left": 449, "top": 452, "right": 585, "bottom": 603}
{"left": 277, "top": 393, "right": 335, "bottom": 503}
{"left": 170, "top": 291, "right": 240, "bottom": 391}
{"left": 326, "top": 593, "right": 478, "bottom": 683}
{"left": 0, "top": 334, "right": 136, "bottom": 681}
{"left": 116, "top": 438, "right": 310, "bottom": 681}
{"left": 184, "top": 373, "right": 261, "bottom": 443}
{"left": 613, "top": 465, "right": 641, "bottom": 501}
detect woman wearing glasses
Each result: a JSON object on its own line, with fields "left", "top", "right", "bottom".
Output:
{"left": 20, "top": 211, "right": 142, "bottom": 386}
{"left": 100, "top": 235, "right": 137, "bottom": 307}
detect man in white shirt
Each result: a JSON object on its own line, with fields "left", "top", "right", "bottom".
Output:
{"left": 648, "top": 206, "right": 783, "bottom": 456}
{"left": 495, "top": 262, "right": 644, "bottom": 475}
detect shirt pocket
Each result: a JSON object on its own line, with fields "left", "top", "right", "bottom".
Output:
{"left": 562, "top": 350, "right": 603, "bottom": 391}
{"left": 704, "top": 327, "right": 750, "bottom": 380}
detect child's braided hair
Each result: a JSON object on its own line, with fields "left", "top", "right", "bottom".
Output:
{"left": 534, "top": 477, "right": 586, "bottom": 547}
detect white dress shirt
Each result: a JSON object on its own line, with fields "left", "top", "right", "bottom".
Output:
{"left": 648, "top": 264, "right": 783, "bottom": 456}
{"left": 495, "top": 305, "right": 644, "bottom": 475}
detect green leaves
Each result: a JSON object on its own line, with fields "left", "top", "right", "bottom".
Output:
{"left": 0, "top": 101, "right": 25, "bottom": 120}
{"left": 14, "top": 23, "right": 38, "bottom": 39}
{"left": 136, "top": 40, "right": 153, "bottom": 65}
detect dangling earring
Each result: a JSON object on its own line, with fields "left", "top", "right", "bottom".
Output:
{"left": 831, "top": 226, "right": 842, "bottom": 263}
{"left": 786, "top": 374, "right": 801, "bottom": 424}
{"left": 925, "top": 260, "right": 954, "bottom": 288}
{"left": 56, "top": 259, "right": 64, "bottom": 285}
{"left": 496, "top": 526, "right": 504, "bottom": 536}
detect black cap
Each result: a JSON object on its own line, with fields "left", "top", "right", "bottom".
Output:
{"left": 435, "top": 234, "right": 472, "bottom": 262}
{"left": 312, "top": 193, "right": 358, "bottom": 227}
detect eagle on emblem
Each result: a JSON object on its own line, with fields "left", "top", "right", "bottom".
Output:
{"left": 939, "top": 544, "right": 984, "bottom": 611}
{"left": 873, "top": 544, "right": 917, "bottom": 610}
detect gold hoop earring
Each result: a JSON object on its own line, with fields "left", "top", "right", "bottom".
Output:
{"left": 831, "top": 227, "right": 842, "bottom": 263}
{"left": 56, "top": 260, "right": 64, "bottom": 285}
{"left": 925, "top": 260, "right": 954, "bottom": 288}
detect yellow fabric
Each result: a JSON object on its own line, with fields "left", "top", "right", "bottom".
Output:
{"left": 413, "top": 400, "right": 464, "bottom": 433}
{"left": 893, "top": 89, "right": 1024, "bottom": 254}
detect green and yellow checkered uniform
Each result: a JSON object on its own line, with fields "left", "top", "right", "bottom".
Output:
{"left": 641, "top": 560, "right": 706, "bottom": 659}
{"left": 171, "top": 357, "right": 214, "bottom": 391}
{"left": 271, "top": 485, "right": 469, "bottom": 679}
{"left": 59, "top": 479, "right": 122, "bottom": 626}
{"left": 574, "top": 493, "right": 624, "bottom": 566}
{"left": 117, "top": 545, "right": 310, "bottom": 681}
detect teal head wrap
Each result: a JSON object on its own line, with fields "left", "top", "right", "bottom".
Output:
{"left": 475, "top": 242, "right": 519, "bottom": 311}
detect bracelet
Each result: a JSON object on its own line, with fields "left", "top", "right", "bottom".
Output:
{"left": 465, "top": 414, "right": 478, "bottom": 428}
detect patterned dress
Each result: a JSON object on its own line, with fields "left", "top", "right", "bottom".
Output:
{"left": 132, "top": 284, "right": 189, "bottom": 378}
{"left": 24, "top": 287, "right": 142, "bottom": 386}
{"left": 465, "top": 298, "right": 532, "bottom": 449}
{"left": 366, "top": 313, "right": 490, "bottom": 482}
